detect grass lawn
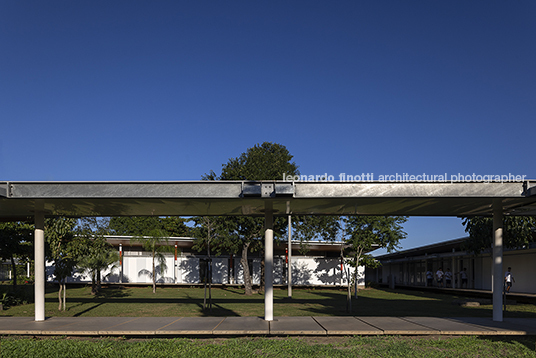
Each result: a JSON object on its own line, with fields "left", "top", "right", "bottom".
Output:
{"left": 1, "top": 335, "right": 535, "bottom": 357}
{"left": 1, "top": 284, "right": 536, "bottom": 318}
{"left": 2, "top": 284, "right": 536, "bottom": 357}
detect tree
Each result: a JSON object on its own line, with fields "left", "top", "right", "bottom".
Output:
{"left": 292, "top": 215, "right": 341, "bottom": 254}
{"left": 133, "top": 228, "right": 173, "bottom": 293}
{"left": 190, "top": 216, "right": 223, "bottom": 311}
{"left": 78, "top": 247, "right": 119, "bottom": 295}
{"left": 462, "top": 216, "right": 536, "bottom": 254}
{"left": 76, "top": 218, "right": 118, "bottom": 295}
{"left": 45, "top": 217, "right": 83, "bottom": 311}
{"left": 202, "top": 142, "right": 300, "bottom": 295}
{"left": 190, "top": 216, "right": 222, "bottom": 256}
{"left": 109, "top": 216, "right": 190, "bottom": 237}
{"left": 0, "top": 222, "right": 33, "bottom": 288}
{"left": 342, "top": 216, "right": 407, "bottom": 298}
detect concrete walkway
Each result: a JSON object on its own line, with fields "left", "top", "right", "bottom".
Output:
{"left": 2, "top": 316, "right": 536, "bottom": 336}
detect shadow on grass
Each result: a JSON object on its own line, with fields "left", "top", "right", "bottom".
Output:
{"left": 302, "top": 288, "right": 536, "bottom": 318}
{"left": 477, "top": 335, "right": 536, "bottom": 352}
{"left": 37, "top": 286, "right": 536, "bottom": 318}
{"left": 94, "top": 287, "right": 131, "bottom": 299}
{"left": 199, "top": 302, "right": 240, "bottom": 317}
{"left": 73, "top": 302, "right": 104, "bottom": 317}
{"left": 185, "top": 292, "right": 240, "bottom": 317}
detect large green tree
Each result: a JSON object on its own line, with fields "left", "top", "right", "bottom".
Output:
{"left": 202, "top": 142, "right": 299, "bottom": 295}
{"left": 0, "top": 222, "right": 33, "bottom": 288}
{"left": 462, "top": 216, "right": 536, "bottom": 254}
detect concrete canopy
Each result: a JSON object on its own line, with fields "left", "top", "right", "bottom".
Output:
{"left": 2, "top": 180, "right": 536, "bottom": 323}
{"left": 1, "top": 180, "right": 536, "bottom": 220}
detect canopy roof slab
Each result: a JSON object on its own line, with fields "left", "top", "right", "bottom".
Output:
{"left": 1, "top": 180, "right": 536, "bottom": 220}
{"left": 2, "top": 180, "right": 536, "bottom": 323}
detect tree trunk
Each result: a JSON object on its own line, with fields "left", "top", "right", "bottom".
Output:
{"left": 97, "top": 269, "right": 101, "bottom": 292}
{"left": 10, "top": 256, "right": 17, "bottom": 288}
{"left": 346, "top": 268, "right": 352, "bottom": 313}
{"left": 241, "top": 243, "right": 252, "bottom": 295}
{"left": 63, "top": 283, "right": 66, "bottom": 311}
{"left": 354, "top": 254, "right": 360, "bottom": 299}
{"left": 91, "top": 271, "right": 97, "bottom": 295}
{"left": 58, "top": 282, "right": 63, "bottom": 311}
{"left": 152, "top": 254, "right": 156, "bottom": 294}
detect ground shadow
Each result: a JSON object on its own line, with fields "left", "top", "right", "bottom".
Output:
{"left": 477, "top": 335, "right": 536, "bottom": 352}
{"left": 300, "top": 287, "right": 536, "bottom": 318}
{"left": 73, "top": 302, "right": 104, "bottom": 317}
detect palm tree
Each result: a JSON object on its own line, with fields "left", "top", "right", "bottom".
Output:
{"left": 78, "top": 243, "right": 119, "bottom": 295}
{"left": 133, "top": 229, "right": 172, "bottom": 293}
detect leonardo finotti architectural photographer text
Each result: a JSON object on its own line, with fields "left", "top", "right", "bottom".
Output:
{"left": 281, "top": 172, "right": 527, "bottom": 183}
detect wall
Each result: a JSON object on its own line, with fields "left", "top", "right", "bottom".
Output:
{"left": 368, "top": 248, "right": 536, "bottom": 294}
{"left": 46, "top": 252, "right": 365, "bottom": 287}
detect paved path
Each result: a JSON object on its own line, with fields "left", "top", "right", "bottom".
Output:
{"left": 2, "top": 316, "right": 536, "bottom": 336}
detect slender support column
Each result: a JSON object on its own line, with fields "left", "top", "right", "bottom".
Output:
{"left": 34, "top": 212, "right": 45, "bottom": 321}
{"left": 451, "top": 250, "right": 455, "bottom": 289}
{"left": 174, "top": 244, "right": 177, "bottom": 284}
{"left": 424, "top": 258, "right": 428, "bottom": 287}
{"left": 287, "top": 214, "right": 292, "bottom": 298}
{"left": 493, "top": 201, "right": 503, "bottom": 322}
{"left": 119, "top": 244, "right": 123, "bottom": 284}
{"left": 264, "top": 207, "right": 274, "bottom": 321}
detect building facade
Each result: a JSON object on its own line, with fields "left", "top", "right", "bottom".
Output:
{"left": 367, "top": 237, "right": 536, "bottom": 294}
{"left": 45, "top": 236, "right": 366, "bottom": 288}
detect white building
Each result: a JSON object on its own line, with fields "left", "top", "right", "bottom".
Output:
{"left": 46, "top": 236, "right": 367, "bottom": 288}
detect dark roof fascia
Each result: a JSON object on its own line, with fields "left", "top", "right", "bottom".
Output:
{"left": 104, "top": 236, "right": 362, "bottom": 253}
{"left": 375, "top": 237, "right": 469, "bottom": 260}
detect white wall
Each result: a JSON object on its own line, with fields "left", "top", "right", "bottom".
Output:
{"left": 47, "top": 254, "right": 365, "bottom": 287}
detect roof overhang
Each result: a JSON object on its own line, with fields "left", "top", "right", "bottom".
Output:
{"left": 104, "top": 235, "right": 355, "bottom": 253}
{"left": 1, "top": 180, "right": 536, "bottom": 221}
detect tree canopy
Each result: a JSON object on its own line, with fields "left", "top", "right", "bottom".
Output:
{"left": 109, "top": 216, "right": 190, "bottom": 237}
{"left": 199, "top": 142, "right": 299, "bottom": 295}
{"left": 462, "top": 216, "right": 536, "bottom": 254}
{"left": 76, "top": 217, "right": 118, "bottom": 295}
{"left": 0, "top": 221, "right": 33, "bottom": 287}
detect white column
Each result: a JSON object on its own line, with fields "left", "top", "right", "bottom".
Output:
{"left": 34, "top": 212, "right": 45, "bottom": 321}
{"left": 264, "top": 206, "right": 274, "bottom": 321}
{"left": 174, "top": 244, "right": 178, "bottom": 284}
{"left": 119, "top": 244, "right": 123, "bottom": 284}
{"left": 493, "top": 201, "right": 503, "bottom": 322}
{"left": 287, "top": 214, "right": 292, "bottom": 298}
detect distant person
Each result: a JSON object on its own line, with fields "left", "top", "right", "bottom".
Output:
{"left": 436, "top": 267, "right": 444, "bottom": 287}
{"left": 426, "top": 269, "right": 433, "bottom": 287}
{"left": 445, "top": 268, "right": 452, "bottom": 288}
{"left": 504, "top": 267, "right": 515, "bottom": 293}
{"left": 458, "top": 268, "right": 468, "bottom": 288}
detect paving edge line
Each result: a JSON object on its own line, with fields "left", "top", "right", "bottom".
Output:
{"left": 0, "top": 330, "right": 532, "bottom": 336}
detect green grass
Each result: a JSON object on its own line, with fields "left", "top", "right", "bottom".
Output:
{"left": 1, "top": 335, "right": 535, "bottom": 357}
{"left": 1, "top": 284, "right": 536, "bottom": 318}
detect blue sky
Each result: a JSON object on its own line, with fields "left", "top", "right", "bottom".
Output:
{"left": 1, "top": 1, "right": 535, "bottom": 254}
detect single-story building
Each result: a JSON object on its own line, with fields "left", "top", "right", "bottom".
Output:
{"left": 46, "top": 236, "right": 367, "bottom": 288}
{"left": 367, "top": 236, "right": 536, "bottom": 294}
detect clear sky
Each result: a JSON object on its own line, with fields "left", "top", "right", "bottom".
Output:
{"left": 1, "top": 1, "right": 535, "bottom": 254}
